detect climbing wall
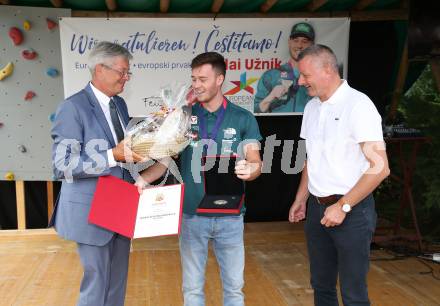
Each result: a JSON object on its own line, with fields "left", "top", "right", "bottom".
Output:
{"left": 0, "top": 5, "right": 71, "bottom": 181}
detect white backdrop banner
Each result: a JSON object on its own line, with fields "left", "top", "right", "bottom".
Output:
{"left": 59, "top": 17, "right": 350, "bottom": 116}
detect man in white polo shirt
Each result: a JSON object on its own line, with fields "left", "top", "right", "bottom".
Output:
{"left": 288, "top": 45, "right": 390, "bottom": 306}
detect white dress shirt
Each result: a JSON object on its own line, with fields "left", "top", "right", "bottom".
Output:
{"left": 90, "top": 82, "right": 126, "bottom": 168}
{"left": 300, "top": 80, "right": 383, "bottom": 197}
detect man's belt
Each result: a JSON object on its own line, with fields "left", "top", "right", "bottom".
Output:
{"left": 315, "top": 194, "right": 343, "bottom": 205}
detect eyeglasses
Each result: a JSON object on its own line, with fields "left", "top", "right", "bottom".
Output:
{"left": 101, "top": 64, "right": 132, "bottom": 79}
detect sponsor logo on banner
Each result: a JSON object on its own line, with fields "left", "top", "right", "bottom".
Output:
{"left": 224, "top": 72, "right": 259, "bottom": 112}
{"left": 224, "top": 72, "right": 258, "bottom": 95}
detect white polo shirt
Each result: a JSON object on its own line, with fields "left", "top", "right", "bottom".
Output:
{"left": 300, "top": 80, "right": 383, "bottom": 197}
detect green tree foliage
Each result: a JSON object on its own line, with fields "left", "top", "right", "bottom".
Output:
{"left": 375, "top": 64, "right": 440, "bottom": 241}
{"left": 401, "top": 64, "right": 440, "bottom": 210}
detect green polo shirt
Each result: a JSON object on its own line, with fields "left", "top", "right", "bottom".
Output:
{"left": 180, "top": 98, "right": 262, "bottom": 215}
{"left": 254, "top": 62, "right": 311, "bottom": 113}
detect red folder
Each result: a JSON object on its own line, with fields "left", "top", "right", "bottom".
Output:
{"left": 88, "top": 175, "right": 184, "bottom": 238}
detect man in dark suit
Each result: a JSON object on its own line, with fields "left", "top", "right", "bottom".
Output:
{"left": 50, "top": 41, "right": 143, "bottom": 306}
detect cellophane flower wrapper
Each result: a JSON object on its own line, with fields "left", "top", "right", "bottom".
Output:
{"left": 128, "top": 84, "right": 194, "bottom": 159}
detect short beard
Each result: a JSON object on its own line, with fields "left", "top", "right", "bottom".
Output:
{"left": 291, "top": 51, "right": 300, "bottom": 62}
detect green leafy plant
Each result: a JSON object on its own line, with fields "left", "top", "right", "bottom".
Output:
{"left": 376, "top": 63, "right": 440, "bottom": 242}
{"left": 402, "top": 64, "right": 440, "bottom": 210}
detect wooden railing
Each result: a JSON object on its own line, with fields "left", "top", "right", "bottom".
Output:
{"left": 14, "top": 181, "right": 54, "bottom": 229}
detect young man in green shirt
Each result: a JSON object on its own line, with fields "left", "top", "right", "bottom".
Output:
{"left": 139, "top": 52, "right": 262, "bottom": 306}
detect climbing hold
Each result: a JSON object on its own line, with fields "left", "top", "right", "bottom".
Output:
{"left": 18, "top": 145, "right": 27, "bottom": 153}
{"left": 0, "top": 122, "right": 4, "bottom": 128}
{"left": 49, "top": 112, "right": 56, "bottom": 122}
{"left": 46, "top": 67, "right": 59, "bottom": 78}
{"left": 5, "top": 172, "right": 15, "bottom": 181}
{"left": 23, "top": 20, "right": 31, "bottom": 31}
{"left": 46, "top": 18, "right": 57, "bottom": 30}
{"left": 9, "top": 27, "right": 24, "bottom": 45}
{"left": 24, "top": 91, "right": 36, "bottom": 101}
{"left": 22, "top": 49, "right": 38, "bottom": 60}
{"left": 0, "top": 62, "right": 14, "bottom": 81}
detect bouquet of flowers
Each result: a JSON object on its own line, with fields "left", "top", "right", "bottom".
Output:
{"left": 128, "top": 84, "right": 194, "bottom": 159}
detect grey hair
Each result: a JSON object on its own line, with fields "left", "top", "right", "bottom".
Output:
{"left": 88, "top": 41, "right": 133, "bottom": 74}
{"left": 298, "top": 44, "right": 339, "bottom": 73}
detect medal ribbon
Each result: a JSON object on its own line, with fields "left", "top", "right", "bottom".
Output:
{"left": 197, "top": 98, "right": 227, "bottom": 156}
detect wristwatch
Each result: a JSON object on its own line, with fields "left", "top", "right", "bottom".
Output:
{"left": 341, "top": 203, "right": 352, "bottom": 213}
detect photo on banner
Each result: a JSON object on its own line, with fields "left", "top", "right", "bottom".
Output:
{"left": 59, "top": 18, "right": 350, "bottom": 116}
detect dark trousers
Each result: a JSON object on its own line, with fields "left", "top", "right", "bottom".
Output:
{"left": 305, "top": 194, "right": 377, "bottom": 306}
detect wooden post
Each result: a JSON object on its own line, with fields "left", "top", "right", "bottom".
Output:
{"left": 105, "top": 0, "right": 117, "bottom": 11}
{"left": 16, "top": 181, "right": 26, "bottom": 230}
{"left": 211, "top": 0, "right": 224, "bottom": 13}
{"left": 47, "top": 181, "right": 54, "bottom": 223}
{"left": 387, "top": 37, "right": 408, "bottom": 122}
{"left": 353, "top": 0, "right": 376, "bottom": 10}
{"left": 49, "top": 0, "right": 63, "bottom": 8}
{"left": 160, "top": 0, "right": 170, "bottom": 13}
{"left": 260, "top": 0, "right": 279, "bottom": 13}
{"left": 307, "top": 0, "right": 328, "bottom": 11}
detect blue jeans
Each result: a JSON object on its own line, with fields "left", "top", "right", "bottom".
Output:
{"left": 179, "top": 213, "right": 245, "bottom": 306}
{"left": 305, "top": 194, "right": 377, "bottom": 306}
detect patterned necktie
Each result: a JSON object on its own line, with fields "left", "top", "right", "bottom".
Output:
{"left": 109, "top": 98, "right": 124, "bottom": 143}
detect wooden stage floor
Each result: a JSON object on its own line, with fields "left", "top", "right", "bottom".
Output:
{"left": 1, "top": 222, "right": 439, "bottom": 306}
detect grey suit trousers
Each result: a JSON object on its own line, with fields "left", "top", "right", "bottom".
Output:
{"left": 77, "top": 234, "right": 131, "bottom": 306}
